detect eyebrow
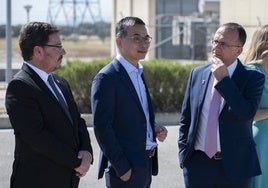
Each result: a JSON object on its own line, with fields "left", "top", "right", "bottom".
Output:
{"left": 132, "top": 33, "right": 150, "bottom": 37}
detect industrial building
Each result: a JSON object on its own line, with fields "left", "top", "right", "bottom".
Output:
{"left": 112, "top": 0, "right": 220, "bottom": 60}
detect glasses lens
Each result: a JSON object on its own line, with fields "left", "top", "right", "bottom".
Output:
{"left": 133, "top": 36, "right": 142, "bottom": 43}
{"left": 129, "top": 35, "right": 152, "bottom": 44}
{"left": 212, "top": 40, "right": 225, "bottom": 48}
{"left": 145, "top": 37, "right": 152, "bottom": 43}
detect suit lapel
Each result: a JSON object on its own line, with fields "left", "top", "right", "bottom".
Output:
{"left": 113, "top": 60, "right": 156, "bottom": 138}
{"left": 220, "top": 60, "right": 244, "bottom": 111}
{"left": 141, "top": 73, "right": 154, "bottom": 115}
{"left": 50, "top": 75, "right": 76, "bottom": 126}
{"left": 198, "top": 65, "right": 212, "bottom": 108}
{"left": 22, "top": 64, "right": 74, "bottom": 126}
{"left": 22, "top": 64, "right": 55, "bottom": 99}
{"left": 112, "top": 60, "right": 144, "bottom": 112}
{"left": 51, "top": 75, "right": 71, "bottom": 107}
{"left": 229, "top": 60, "right": 244, "bottom": 87}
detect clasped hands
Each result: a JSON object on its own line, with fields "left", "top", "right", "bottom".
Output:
{"left": 74, "top": 150, "right": 92, "bottom": 178}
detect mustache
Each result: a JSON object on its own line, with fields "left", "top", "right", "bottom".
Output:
{"left": 58, "top": 56, "right": 63, "bottom": 61}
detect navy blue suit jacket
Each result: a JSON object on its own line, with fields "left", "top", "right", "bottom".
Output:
{"left": 91, "top": 59, "right": 158, "bottom": 179}
{"left": 178, "top": 60, "right": 265, "bottom": 180}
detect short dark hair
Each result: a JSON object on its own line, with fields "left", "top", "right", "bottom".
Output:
{"left": 221, "top": 22, "right": 247, "bottom": 46}
{"left": 115, "top": 16, "right": 146, "bottom": 38}
{"left": 19, "top": 22, "right": 59, "bottom": 61}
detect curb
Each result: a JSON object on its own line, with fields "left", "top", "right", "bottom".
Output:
{"left": 0, "top": 113, "right": 180, "bottom": 129}
{"left": 0, "top": 114, "right": 10, "bottom": 129}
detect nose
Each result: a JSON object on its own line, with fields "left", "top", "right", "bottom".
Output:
{"left": 214, "top": 43, "right": 222, "bottom": 48}
{"left": 61, "top": 48, "right": 66, "bottom": 55}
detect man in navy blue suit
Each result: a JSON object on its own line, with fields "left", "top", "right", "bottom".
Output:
{"left": 91, "top": 16, "right": 168, "bottom": 188}
{"left": 178, "top": 23, "right": 265, "bottom": 188}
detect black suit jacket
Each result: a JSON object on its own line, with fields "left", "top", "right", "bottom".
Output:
{"left": 5, "top": 64, "right": 93, "bottom": 188}
{"left": 91, "top": 59, "right": 158, "bottom": 179}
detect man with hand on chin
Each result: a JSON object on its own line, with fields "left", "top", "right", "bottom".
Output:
{"left": 178, "top": 23, "right": 265, "bottom": 188}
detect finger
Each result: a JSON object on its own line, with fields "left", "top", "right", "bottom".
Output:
{"left": 77, "top": 153, "right": 83, "bottom": 159}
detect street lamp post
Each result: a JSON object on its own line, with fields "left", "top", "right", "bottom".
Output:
{"left": 6, "top": 0, "right": 12, "bottom": 84}
{"left": 24, "top": 5, "right": 32, "bottom": 22}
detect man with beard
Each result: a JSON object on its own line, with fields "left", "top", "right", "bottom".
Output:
{"left": 5, "top": 22, "right": 93, "bottom": 188}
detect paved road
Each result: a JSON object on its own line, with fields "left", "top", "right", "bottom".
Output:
{"left": 0, "top": 81, "right": 185, "bottom": 187}
{"left": 0, "top": 126, "right": 185, "bottom": 188}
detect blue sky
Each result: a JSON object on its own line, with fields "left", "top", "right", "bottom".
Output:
{"left": 0, "top": 0, "right": 112, "bottom": 25}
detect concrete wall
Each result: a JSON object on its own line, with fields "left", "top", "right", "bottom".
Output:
{"left": 220, "top": 0, "right": 268, "bottom": 59}
{"left": 111, "top": 0, "right": 217, "bottom": 61}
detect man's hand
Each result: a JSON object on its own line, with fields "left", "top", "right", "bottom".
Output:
{"left": 155, "top": 125, "right": 168, "bottom": 142}
{"left": 211, "top": 57, "right": 229, "bottom": 81}
{"left": 74, "top": 150, "right": 92, "bottom": 178}
{"left": 120, "top": 169, "right": 132, "bottom": 181}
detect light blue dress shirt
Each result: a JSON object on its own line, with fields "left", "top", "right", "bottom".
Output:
{"left": 116, "top": 55, "right": 157, "bottom": 150}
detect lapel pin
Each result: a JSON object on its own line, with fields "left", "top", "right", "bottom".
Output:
{"left": 202, "top": 80, "right": 206, "bottom": 84}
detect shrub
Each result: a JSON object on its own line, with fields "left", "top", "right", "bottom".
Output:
{"left": 56, "top": 58, "right": 205, "bottom": 113}
{"left": 143, "top": 59, "right": 204, "bottom": 112}
{"left": 56, "top": 58, "right": 110, "bottom": 113}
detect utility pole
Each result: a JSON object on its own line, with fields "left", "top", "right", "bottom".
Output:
{"left": 47, "top": 0, "right": 102, "bottom": 27}
{"left": 6, "top": 0, "right": 12, "bottom": 84}
{"left": 24, "top": 5, "right": 32, "bottom": 22}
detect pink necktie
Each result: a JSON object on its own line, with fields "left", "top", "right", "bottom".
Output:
{"left": 204, "top": 82, "right": 221, "bottom": 158}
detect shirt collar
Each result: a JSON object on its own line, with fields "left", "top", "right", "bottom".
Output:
{"left": 24, "top": 61, "right": 50, "bottom": 82}
{"left": 227, "top": 59, "right": 238, "bottom": 77}
{"left": 116, "top": 54, "right": 143, "bottom": 75}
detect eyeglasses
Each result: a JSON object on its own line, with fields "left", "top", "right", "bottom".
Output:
{"left": 211, "top": 40, "right": 242, "bottom": 49}
{"left": 42, "top": 44, "right": 64, "bottom": 52}
{"left": 127, "top": 35, "right": 152, "bottom": 44}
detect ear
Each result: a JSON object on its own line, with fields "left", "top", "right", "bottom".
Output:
{"left": 116, "top": 37, "right": 122, "bottom": 48}
{"left": 33, "top": 46, "right": 43, "bottom": 59}
{"left": 236, "top": 47, "right": 243, "bottom": 56}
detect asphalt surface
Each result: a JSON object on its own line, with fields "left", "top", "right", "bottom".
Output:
{"left": 0, "top": 82, "right": 185, "bottom": 188}
{"left": 0, "top": 126, "right": 184, "bottom": 188}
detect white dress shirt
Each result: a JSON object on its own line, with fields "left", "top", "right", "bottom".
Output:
{"left": 24, "top": 62, "right": 67, "bottom": 104}
{"left": 195, "top": 60, "right": 238, "bottom": 152}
